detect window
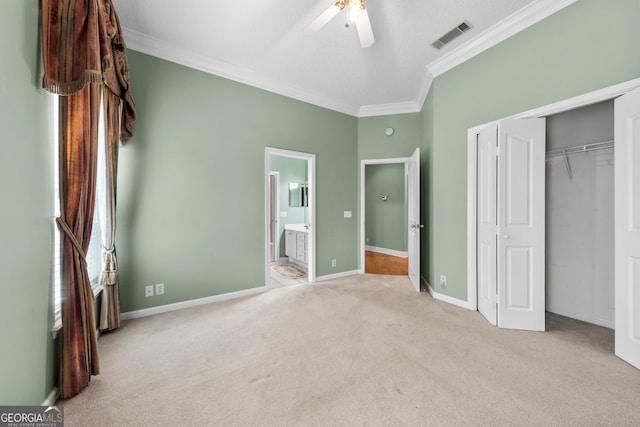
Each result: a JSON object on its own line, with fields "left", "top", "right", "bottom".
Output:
{"left": 52, "top": 95, "right": 105, "bottom": 332}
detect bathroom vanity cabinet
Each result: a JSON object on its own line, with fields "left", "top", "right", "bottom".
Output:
{"left": 284, "top": 226, "right": 308, "bottom": 267}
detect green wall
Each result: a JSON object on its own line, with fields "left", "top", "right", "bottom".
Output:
{"left": 270, "top": 155, "right": 308, "bottom": 257}
{"left": 421, "top": 0, "right": 640, "bottom": 300}
{"left": 118, "top": 52, "right": 358, "bottom": 312}
{"left": 0, "top": 0, "right": 57, "bottom": 404}
{"left": 365, "top": 164, "right": 406, "bottom": 252}
{"left": 358, "top": 113, "right": 421, "bottom": 160}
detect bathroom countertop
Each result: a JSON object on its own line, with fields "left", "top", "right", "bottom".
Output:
{"left": 284, "top": 224, "right": 309, "bottom": 233}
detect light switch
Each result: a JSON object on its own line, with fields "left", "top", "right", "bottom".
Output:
{"left": 344, "top": 211, "right": 352, "bottom": 218}
{"left": 281, "top": 212, "right": 288, "bottom": 217}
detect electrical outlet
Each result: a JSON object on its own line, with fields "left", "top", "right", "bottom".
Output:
{"left": 439, "top": 275, "right": 447, "bottom": 288}
{"left": 155, "top": 283, "right": 165, "bottom": 295}
{"left": 145, "top": 285, "right": 154, "bottom": 297}
{"left": 366, "top": 237, "right": 369, "bottom": 244}
{"left": 331, "top": 259, "right": 337, "bottom": 268}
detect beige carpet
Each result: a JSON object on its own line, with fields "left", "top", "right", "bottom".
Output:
{"left": 60, "top": 274, "right": 640, "bottom": 426}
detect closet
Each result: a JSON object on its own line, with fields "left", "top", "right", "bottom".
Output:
{"left": 468, "top": 86, "right": 640, "bottom": 370}
{"left": 545, "top": 101, "right": 615, "bottom": 329}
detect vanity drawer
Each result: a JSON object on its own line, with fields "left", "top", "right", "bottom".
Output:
{"left": 284, "top": 227, "right": 308, "bottom": 265}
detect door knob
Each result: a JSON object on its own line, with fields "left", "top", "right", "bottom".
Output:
{"left": 411, "top": 224, "right": 425, "bottom": 229}
{"left": 503, "top": 234, "right": 510, "bottom": 239}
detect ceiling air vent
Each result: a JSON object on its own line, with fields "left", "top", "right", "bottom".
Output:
{"left": 431, "top": 21, "right": 473, "bottom": 50}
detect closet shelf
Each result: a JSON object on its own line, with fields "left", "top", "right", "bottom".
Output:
{"left": 546, "top": 140, "right": 614, "bottom": 159}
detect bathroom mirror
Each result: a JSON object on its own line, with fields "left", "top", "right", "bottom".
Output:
{"left": 289, "top": 182, "right": 308, "bottom": 207}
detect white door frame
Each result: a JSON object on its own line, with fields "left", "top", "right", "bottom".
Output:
{"left": 265, "top": 147, "right": 316, "bottom": 287}
{"left": 359, "top": 155, "right": 418, "bottom": 287}
{"left": 268, "top": 171, "right": 280, "bottom": 262}
{"left": 467, "top": 77, "right": 640, "bottom": 310}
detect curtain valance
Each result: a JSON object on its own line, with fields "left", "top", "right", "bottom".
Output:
{"left": 42, "top": 0, "right": 136, "bottom": 141}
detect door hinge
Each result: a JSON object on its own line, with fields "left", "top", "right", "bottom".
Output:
{"left": 495, "top": 146, "right": 500, "bottom": 157}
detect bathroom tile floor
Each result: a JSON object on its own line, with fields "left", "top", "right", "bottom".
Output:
{"left": 269, "top": 261, "right": 309, "bottom": 288}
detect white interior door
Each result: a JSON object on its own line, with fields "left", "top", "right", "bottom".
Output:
{"left": 497, "top": 118, "right": 546, "bottom": 331}
{"left": 476, "top": 124, "right": 498, "bottom": 325}
{"left": 614, "top": 88, "right": 640, "bottom": 370}
{"left": 408, "top": 148, "right": 421, "bottom": 291}
{"left": 269, "top": 173, "right": 279, "bottom": 262}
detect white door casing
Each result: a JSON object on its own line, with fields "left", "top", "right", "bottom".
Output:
{"left": 614, "top": 88, "right": 640, "bottom": 370}
{"left": 497, "top": 118, "right": 546, "bottom": 331}
{"left": 265, "top": 148, "right": 316, "bottom": 287}
{"left": 476, "top": 123, "right": 498, "bottom": 325}
{"left": 269, "top": 172, "right": 279, "bottom": 262}
{"left": 408, "top": 148, "right": 421, "bottom": 291}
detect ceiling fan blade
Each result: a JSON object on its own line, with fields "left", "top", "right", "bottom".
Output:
{"left": 355, "top": 8, "right": 375, "bottom": 48}
{"left": 304, "top": 3, "right": 342, "bottom": 35}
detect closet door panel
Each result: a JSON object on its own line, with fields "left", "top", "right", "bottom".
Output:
{"left": 497, "top": 118, "right": 545, "bottom": 331}
{"left": 476, "top": 124, "right": 498, "bottom": 325}
{"left": 615, "top": 87, "right": 640, "bottom": 370}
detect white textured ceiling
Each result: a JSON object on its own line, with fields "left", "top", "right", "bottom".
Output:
{"left": 113, "top": 0, "right": 564, "bottom": 116}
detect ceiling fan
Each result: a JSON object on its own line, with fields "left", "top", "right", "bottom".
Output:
{"left": 304, "top": 0, "right": 375, "bottom": 48}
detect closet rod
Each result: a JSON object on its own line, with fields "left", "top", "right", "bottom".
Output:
{"left": 546, "top": 140, "right": 614, "bottom": 159}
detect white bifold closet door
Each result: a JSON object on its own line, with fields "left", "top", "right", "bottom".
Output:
{"left": 477, "top": 123, "right": 498, "bottom": 326}
{"left": 614, "top": 87, "right": 640, "bottom": 370}
{"left": 477, "top": 118, "right": 546, "bottom": 331}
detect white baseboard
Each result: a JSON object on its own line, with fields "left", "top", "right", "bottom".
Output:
{"left": 120, "top": 286, "right": 266, "bottom": 321}
{"left": 365, "top": 245, "right": 408, "bottom": 258}
{"left": 428, "top": 285, "right": 475, "bottom": 310}
{"left": 315, "top": 270, "right": 360, "bottom": 282}
{"left": 42, "top": 387, "right": 59, "bottom": 406}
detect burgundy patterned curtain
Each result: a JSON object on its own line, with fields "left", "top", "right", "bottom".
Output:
{"left": 56, "top": 83, "right": 102, "bottom": 398}
{"left": 42, "top": 0, "right": 135, "bottom": 398}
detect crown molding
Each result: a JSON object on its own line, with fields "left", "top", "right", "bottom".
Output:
{"left": 358, "top": 71, "right": 434, "bottom": 117}
{"left": 426, "top": 0, "right": 578, "bottom": 77}
{"left": 415, "top": 70, "right": 434, "bottom": 112}
{"left": 358, "top": 101, "right": 420, "bottom": 117}
{"left": 122, "top": 28, "right": 360, "bottom": 117}
{"left": 122, "top": 0, "right": 577, "bottom": 118}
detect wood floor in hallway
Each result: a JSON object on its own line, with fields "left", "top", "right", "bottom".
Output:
{"left": 365, "top": 250, "right": 408, "bottom": 275}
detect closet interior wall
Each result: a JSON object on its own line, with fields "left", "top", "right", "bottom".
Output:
{"left": 545, "top": 100, "right": 615, "bottom": 329}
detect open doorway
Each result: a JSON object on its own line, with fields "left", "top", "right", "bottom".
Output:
{"left": 363, "top": 163, "right": 408, "bottom": 276}
{"left": 360, "top": 148, "right": 422, "bottom": 291}
{"left": 545, "top": 100, "right": 614, "bottom": 329}
{"left": 265, "top": 147, "right": 315, "bottom": 288}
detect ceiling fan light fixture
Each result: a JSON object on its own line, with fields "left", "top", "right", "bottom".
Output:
{"left": 305, "top": 0, "right": 374, "bottom": 48}
{"left": 347, "top": 0, "right": 363, "bottom": 23}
